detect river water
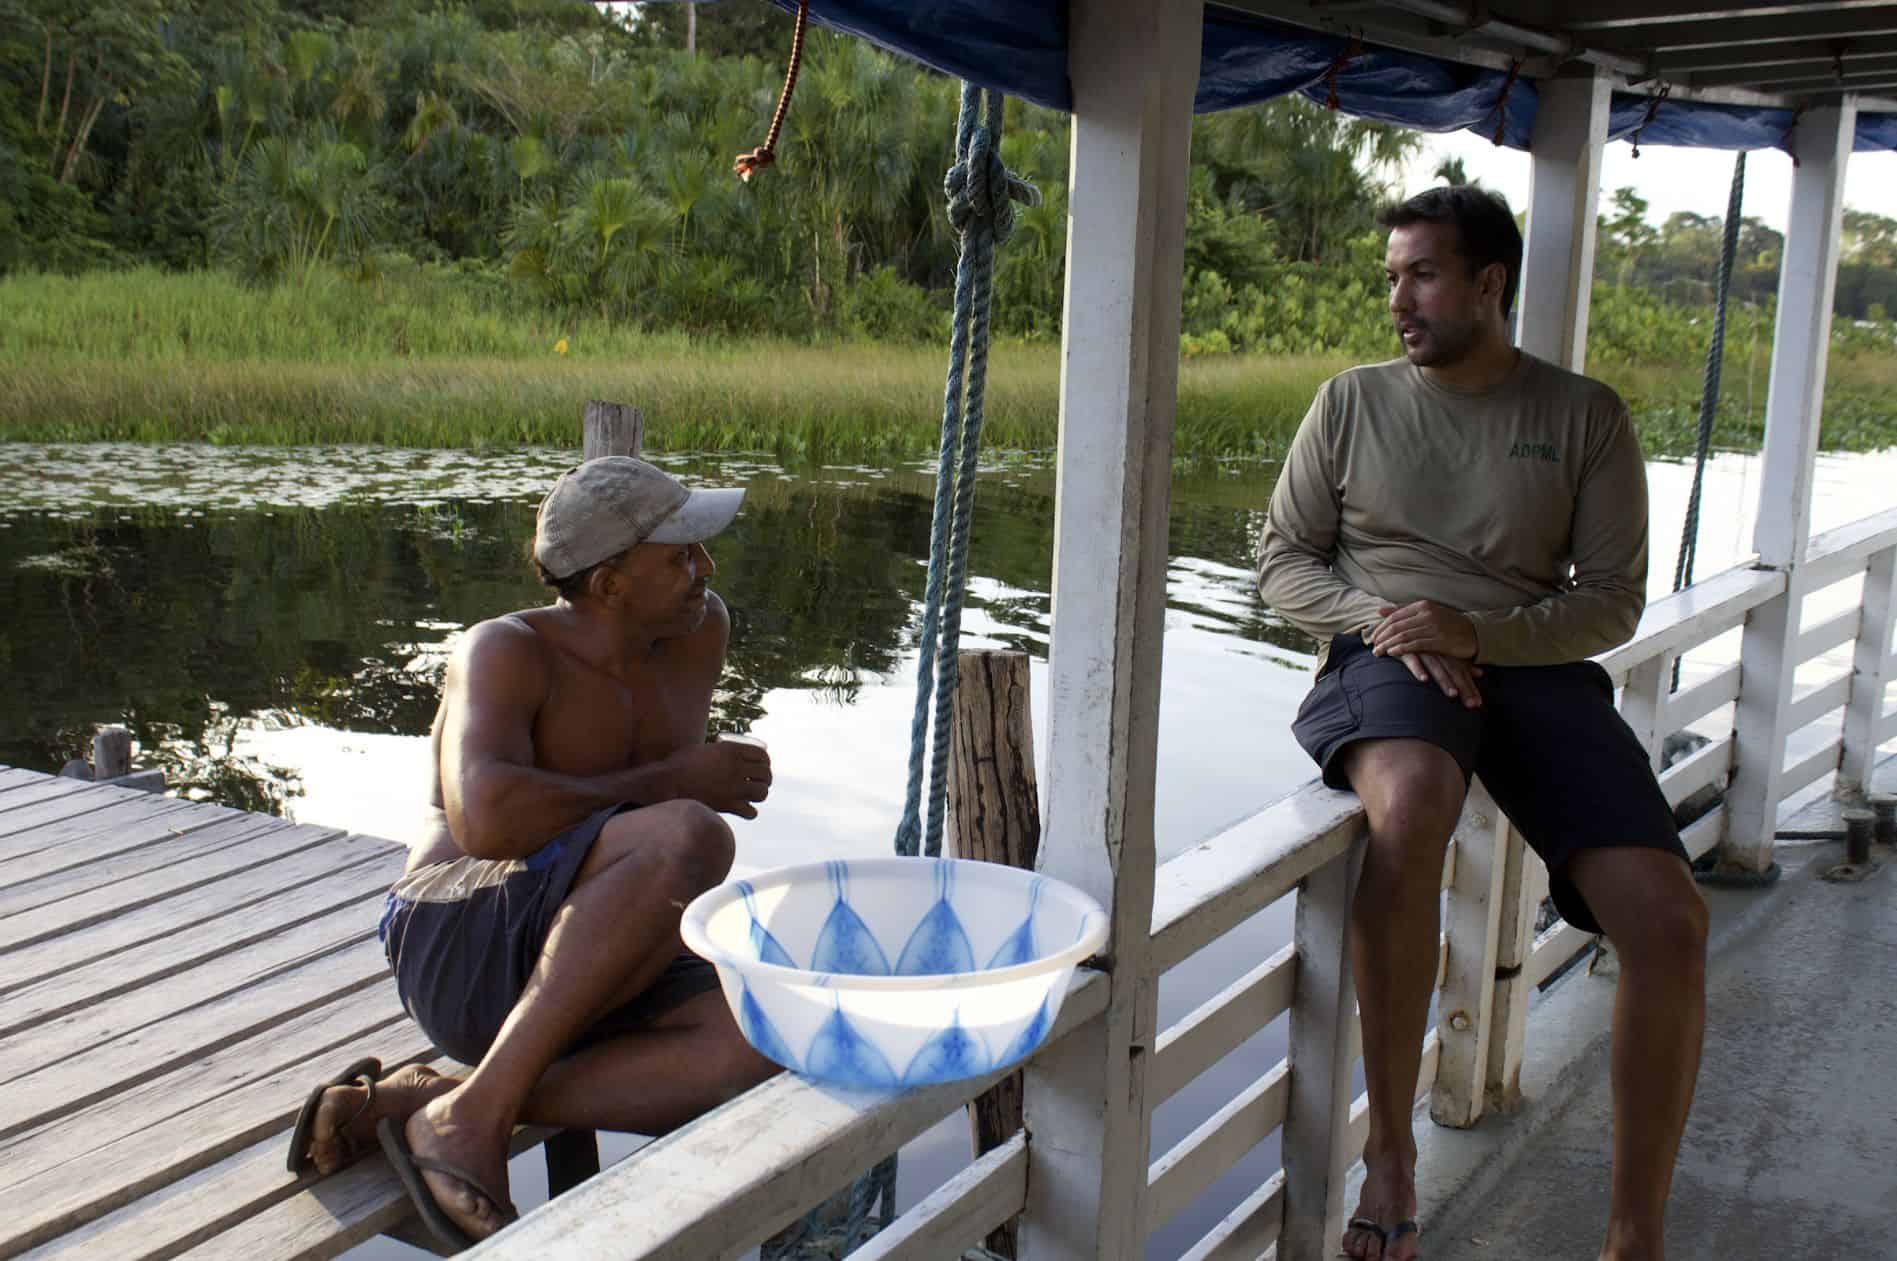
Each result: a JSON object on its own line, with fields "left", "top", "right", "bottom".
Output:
{"left": 2, "top": 440, "right": 1890, "bottom": 1257}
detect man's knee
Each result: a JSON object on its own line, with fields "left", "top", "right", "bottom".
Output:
{"left": 1593, "top": 860, "right": 1708, "bottom": 968}
{"left": 1344, "top": 739, "right": 1465, "bottom": 848}
{"left": 602, "top": 801, "right": 735, "bottom": 895}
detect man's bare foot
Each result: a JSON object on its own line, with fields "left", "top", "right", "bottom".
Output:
{"left": 403, "top": 1092, "right": 517, "bottom": 1243}
{"left": 1343, "top": 1149, "right": 1420, "bottom": 1260}
{"left": 306, "top": 1064, "right": 457, "bottom": 1176}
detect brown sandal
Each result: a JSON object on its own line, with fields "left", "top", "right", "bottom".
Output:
{"left": 285, "top": 1056, "right": 381, "bottom": 1175}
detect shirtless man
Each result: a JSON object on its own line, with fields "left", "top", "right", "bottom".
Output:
{"left": 288, "top": 456, "right": 780, "bottom": 1248}
{"left": 1257, "top": 187, "right": 1707, "bottom": 1261}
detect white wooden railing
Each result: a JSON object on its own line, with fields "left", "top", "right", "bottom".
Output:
{"left": 467, "top": 508, "right": 1897, "bottom": 1261}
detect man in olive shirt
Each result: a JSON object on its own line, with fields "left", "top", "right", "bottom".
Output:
{"left": 1257, "top": 187, "right": 1706, "bottom": 1261}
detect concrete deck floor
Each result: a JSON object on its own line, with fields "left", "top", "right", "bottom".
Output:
{"left": 1398, "top": 758, "right": 1897, "bottom": 1261}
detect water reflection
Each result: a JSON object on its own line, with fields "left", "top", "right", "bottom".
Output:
{"left": 0, "top": 451, "right": 1310, "bottom": 844}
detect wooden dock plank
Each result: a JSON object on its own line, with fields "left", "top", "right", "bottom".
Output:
{"left": 19, "top": 1082, "right": 564, "bottom": 1261}
{"left": 0, "top": 834, "right": 400, "bottom": 993}
{"left": 0, "top": 852, "right": 401, "bottom": 1038}
{"left": 0, "top": 937, "right": 394, "bottom": 1139}
{"left": 0, "top": 778, "right": 120, "bottom": 828}
{"left": 0, "top": 805, "right": 273, "bottom": 914}
{"left": 0, "top": 899, "right": 387, "bottom": 1086}
{"left": 0, "top": 766, "right": 73, "bottom": 796}
{"left": 0, "top": 990, "right": 422, "bottom": 1257}
{"left": 0, "top": 824, "right": 349, "bottom": 953}
{"left": 0, "top": 798, "right": 252, "bottom": 887}
{"left": 0, "top": 769, "right": 58, "bottom": 794}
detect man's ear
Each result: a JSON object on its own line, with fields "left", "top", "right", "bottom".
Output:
{"left": 1481, "top": 261, "right": 1508, "bottom": 309}
{"left": 584, "top": 562, "right": 620, "bottom": 605}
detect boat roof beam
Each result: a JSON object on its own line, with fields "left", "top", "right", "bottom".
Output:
{"left": 1653, "top": 33, "right": 1897, "bottom": 72}
{"left": 1686, "top": 52, "right": 1897, "bottom": 86}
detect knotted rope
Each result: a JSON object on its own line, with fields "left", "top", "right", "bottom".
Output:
{"left": 1629, "top": 83, "right": 1671, "bottom": 159}
{"left": 1486, "top": 60, "right": 1523, "bottom": 145}
{"left": 894, "top": 83, "right": 1040, "bottom": 861}
{"left": 734, "top": 0, "right": 810, "bottom": 181}
{"left": 1322, "top": 35, "right": 1366, "bottom": 110}
{"left": 1670, "top": 150, "right": 1745, "bottom": 692}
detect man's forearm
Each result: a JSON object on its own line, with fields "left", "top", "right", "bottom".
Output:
{"left": 1256, "top": 548, "right": 1387, "bottom": 644}
{"left": 1465, "top": 586, "right": 1644, "bottom": 666}
{"left": 449, "top": 759, "right": 687, "bottom": 861}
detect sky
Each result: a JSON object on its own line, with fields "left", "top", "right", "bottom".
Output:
{"left": 1401, "top": 128, "right": 1897, "bottom": 233}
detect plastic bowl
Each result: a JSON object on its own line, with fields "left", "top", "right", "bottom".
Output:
{"left": 681, "top": 857, "right": 1108, "bottom": 1090}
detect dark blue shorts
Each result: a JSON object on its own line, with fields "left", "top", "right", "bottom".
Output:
{"left": 378, "top": 802, "right": 721, "bottom": 1066}
{"left": 1291, "top": 632, "right": 1688, "bottom": 934}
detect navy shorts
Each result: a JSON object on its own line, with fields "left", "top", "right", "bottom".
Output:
{"left": 1291, "top": 632, "right": 1689, "bottom": 934}
{"left": 378, "top": 802, "right": 721, "bottom": 1066}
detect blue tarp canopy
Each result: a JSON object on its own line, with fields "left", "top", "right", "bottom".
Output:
{"left": 759, "top": 1, "right": 1897, "bottom": 155}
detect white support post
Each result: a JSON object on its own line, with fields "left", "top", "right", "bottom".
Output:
{"left": 1280, "top": 845, "right": 1363, "bottom": 1260}
{"left": 1516, "top": 66, "right": 1609, "bottom": 372}
{"left": 1619, "top": 655, "right": 1671, "bottom": 771}
{"left": 1429, "top": 781, "right": 1509, "bottom": 1129}
{"left": 1483, "top": 839, "right": 1547, "bottom": 1114}
{"left": 1018, "top": 3, "right": 1202, "bottom": 1258}
{"left": 1463, "top": 68, "right": 1608, "bottom": 1126}
{"left": 1840, "top": 544, "right": 1897, "bottom": 796}
{"left": 1722, "top": 99, "right": 1856, "bottom": 873}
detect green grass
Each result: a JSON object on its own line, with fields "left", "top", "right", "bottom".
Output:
{"left": 2, "top": 267, "right": 1891, "bottom": 460}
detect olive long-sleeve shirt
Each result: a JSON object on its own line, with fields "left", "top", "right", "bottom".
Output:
{"left": 1256, "top": 353, "right": 1649, "bottom": 670}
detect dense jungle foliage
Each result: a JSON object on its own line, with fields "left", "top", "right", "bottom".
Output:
{"left": 1, "top": 0, "right": 1893, "bottom": 457}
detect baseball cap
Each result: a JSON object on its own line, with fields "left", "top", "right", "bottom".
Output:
{"left": 533, "top": 457, "right": 744, "bottom": 580}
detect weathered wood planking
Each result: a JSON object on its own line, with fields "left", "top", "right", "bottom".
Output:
{"left": 0, "top": 768, "right": 49, "bottom": 791}
{"left": 0, "top": 852, "right": 400, "bottom": 1037}
{"left": 0, "top": 805, "right": 278, "bottom": 915}
{"left": 849, "top": 1133, "right": 1028, "bottom": 1261}
{"left": 0, "top": 778, "right": 131, "bottom": 830}
{"left": 166, "top": 1124, "right": 560, "bottom": 1261}
{"left": 0, "top": 990, "right": 420, "bottom": 1258}
{"left": 0, "top": 823, "right": 349, "bottom": 953}
{"left": 0, "top": 937, "right": 394, "bottom": 1138}
{"left": 0, "top": 797, "right": 251, "bottom": 887}
{"left": 0, "top": 834, "right": 397, "bottom": 995}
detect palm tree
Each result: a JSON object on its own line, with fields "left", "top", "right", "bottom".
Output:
{"left": 1433, "top": 155, "right": 1470, "bottom": 186}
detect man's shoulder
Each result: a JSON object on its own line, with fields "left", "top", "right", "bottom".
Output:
{"left": 1518, "top": 353, "right": 1627, "bottom": 416}
{"left": 1324, "top": 358, "right": 1413, "bottom": 396}
{"left": 453, "top": 612, "right": 555, "bottom": 677}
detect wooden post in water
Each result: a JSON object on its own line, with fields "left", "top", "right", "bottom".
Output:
{"left": 948, "top": 649, "right": 1040, "bottom": 1259}
{"left": 93, "top": 728, "right": 133, "bottom": 781}
{"left": 582, "top": 400, "right": 644, "bottom": 460}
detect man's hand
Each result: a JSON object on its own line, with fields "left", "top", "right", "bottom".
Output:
{"left": 660, "top": 740, "right": 773, "bottom": 819}
{"left": 1371, "top": 599, "right": 1479, "bottom": 662}
{"left": 1395, "top": 651, "right": 1483, "bottom": 709}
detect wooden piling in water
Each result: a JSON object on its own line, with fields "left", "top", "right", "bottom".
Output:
{"left": 948, "top": 648, "right": 1040, "bottom": 1260}
{"left": 582, "top": 400, "right": 645, "bottom": 460}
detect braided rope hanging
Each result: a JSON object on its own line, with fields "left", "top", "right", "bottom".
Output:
{"left": 1670, "top": 150, "right": 1746, "bottom": 693}
{"left": 893, "top": 83, "right": 1040, "bottom": 861}
{"left": 763, "top": 81, "right": 1038, "bottom": 1261}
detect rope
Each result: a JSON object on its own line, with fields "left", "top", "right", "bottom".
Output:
{"left": 1670, "top": 150, "right": 1745, "bottom": 692}
{"left": 1629, "top": 83, "right": 1670, "bottom": 159}
{"left": 1486, "top": 60, "right": 1523, "bottom": 146}
{"left": 733, "top": 0, "right": 810, "bottom": 181}
{"left": 1782, "top": 101, "right": 1808, "bottom": 167}
{"left": 1322, "top": 35, "right": 1366, "bottom": 111}
{"left": 894, "top": 83, "right": 1039, "bottom": 860}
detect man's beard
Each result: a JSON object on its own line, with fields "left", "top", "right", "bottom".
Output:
{"left": 1397, "top": 314, "right": 1482, "bottom": 367}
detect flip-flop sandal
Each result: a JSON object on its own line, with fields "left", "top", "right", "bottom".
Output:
{"left": 377, "top": 1115, "right": 520, "bottom": 1252}
{"left": 286, "top": 1056, "right": 382, "bottom": 1175}
{"left": 1345, "top": 1217, "right": 1421, "bottom": 1258}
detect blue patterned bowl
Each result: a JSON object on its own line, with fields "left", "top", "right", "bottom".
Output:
{"left": 681, "top": 858, "right": 1108, "bottom": 1091}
